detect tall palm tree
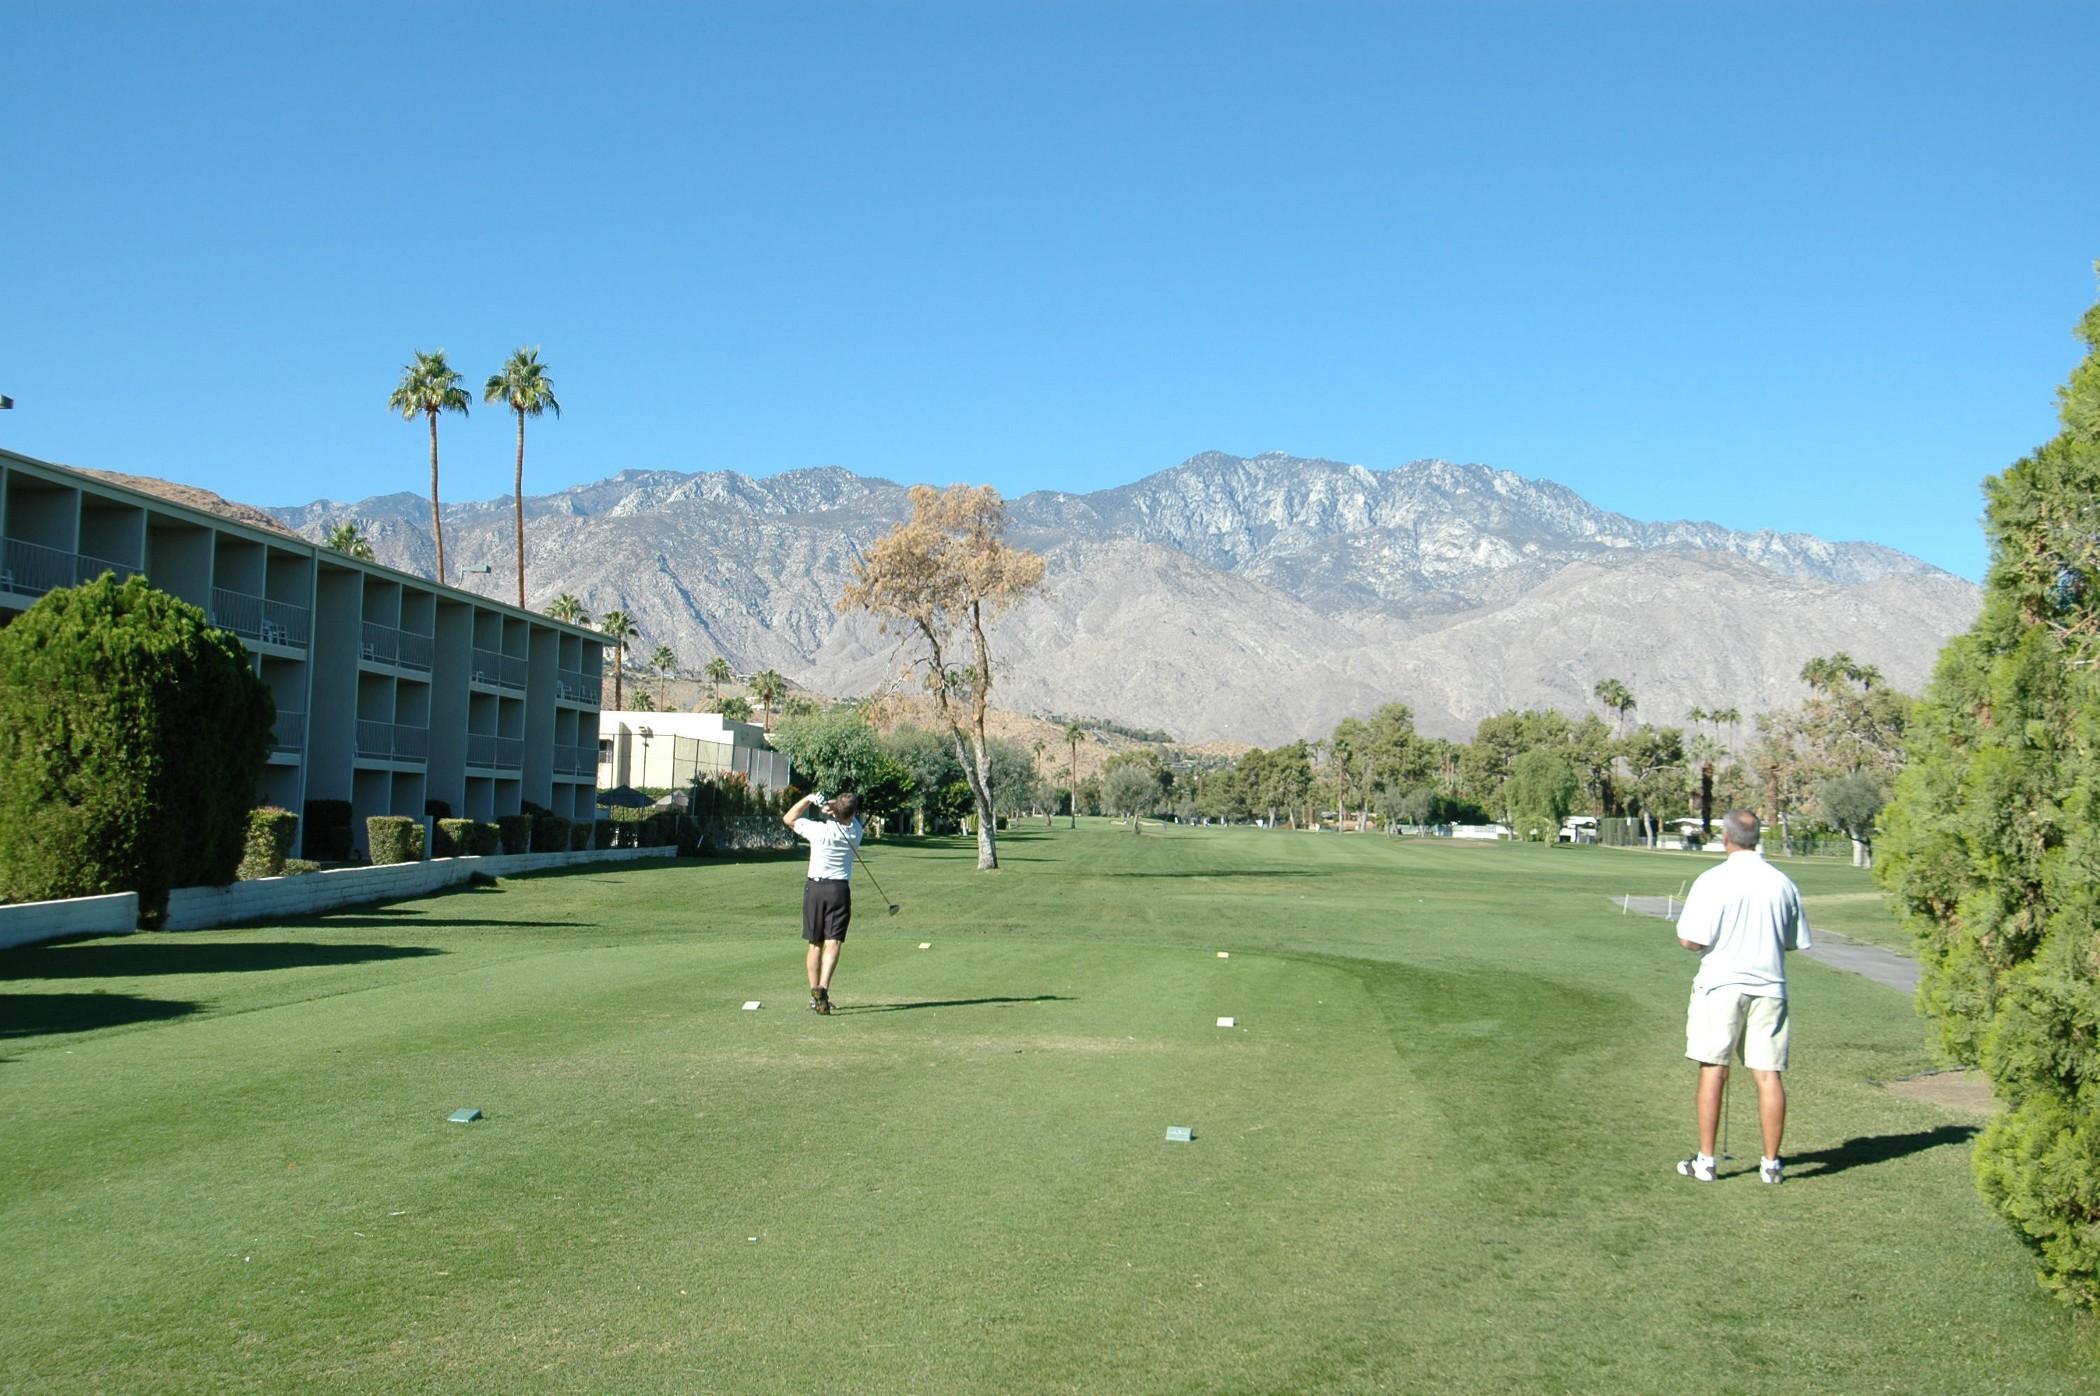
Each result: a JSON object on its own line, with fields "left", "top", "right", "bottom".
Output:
{"left": 547, "top": 593, "right": 589, "bottom": 626}
{"left": 323, "top": 519, "right": 376, "bottom": 561}
{"left": 750, "top": 669, "right": 788, "bottom": 732}
{"left": 1063, "top": 720, "right": 1087, "bottom": 828}
{"left": 649, "top": 644, "right": 677, "bottom": 706}
{"left": 1593, "top": 678, "right": 1636, "bottom": 737}
{"left": 387, "top": 350, "right": 470, "bottom": 585}
{"left": 483, "top": 348, "right": 560, "bottom": 607}
{"left": 704, "top": 656, "right": 733, "bottom": 709}
{"left": 599, "top": 609, "right": 638, "bottom": 710}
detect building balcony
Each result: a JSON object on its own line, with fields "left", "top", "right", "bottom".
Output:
{"left": 212, "top": 586, "right": 311, "bottom": 649}
{"left": 1, "top": 536, "right": 141, "bottom": 599}
{"left": 361, "top": 622, "right": 433, "bottom": 673}
{"left": 465, "top": 732, "right": 524, "bottom": 770}
{"left": 470, "top": 646, "right": 528, "bottom": 692}
{"left": 271, "top": 709, "right": 306, "bottom": 755}
{"left": 556, "top": 669, "right": 601, "bottom": 705}
{"left": 553, "top": 742, "right": 598, "bottom": 777}
{"left": 355, "top": 720, "right": 428, "bottom": 764}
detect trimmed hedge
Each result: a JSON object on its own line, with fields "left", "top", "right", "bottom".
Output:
{"left": 595, "top": 819, "right": 617, "bottom": 849}
{"left": 237, "top": 807, "right": 300, "bottom": 880}
{"left": 434, "top": 818, "right": 476, "bottom": 858}
{"left": 366, "top": 816, "right": 424, "bottom": 866}
{"left": 471, "top": 821, "right": 501, "bottom": 856}
{"left": 0, "top": 575, "right": 275, "bottom": 925}
{"left": 530, "top": 815, "right": 573, "bottom": 853}
{"left": 570, "top": 820, "right": 591, "bottom": 851}
{"left": 496, "top": 814, "right": 533, "bottom": 854}
{"left": 302, "top": 799, "right": 353, "bottom": 862}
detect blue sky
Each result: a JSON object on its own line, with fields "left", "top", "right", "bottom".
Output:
{"left": 6, "top": 2, "right": 2096, "bottom": 581}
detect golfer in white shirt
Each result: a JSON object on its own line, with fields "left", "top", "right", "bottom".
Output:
{"left": 782, "top": 790, "right": 863, "bottom": 1016}
{"left": 1674, "top": 809, "right": 1810, "bottom": 1184}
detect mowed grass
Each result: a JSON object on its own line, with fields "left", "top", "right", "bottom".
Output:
{"left": 3, "top": 824, "right": 2094, "bottom": 1395}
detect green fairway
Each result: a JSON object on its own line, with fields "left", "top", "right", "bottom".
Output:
{"left": 3, "top": 824, "right": 2093, "bottom": 1394}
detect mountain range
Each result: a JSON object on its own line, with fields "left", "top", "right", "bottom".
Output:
{"left": 267, "top": 451, "right": 1981, "bottom": 744}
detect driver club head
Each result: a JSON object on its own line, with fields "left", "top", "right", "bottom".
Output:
{"left": 886, "top": 903, "right": 901, "bottom": 916}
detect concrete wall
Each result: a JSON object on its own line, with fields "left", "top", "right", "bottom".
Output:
{"left": 0, "top": 892, "right": 140, "bottom": 949}
{"left": 162, "top": 847, "right": 678, "bottom": 931}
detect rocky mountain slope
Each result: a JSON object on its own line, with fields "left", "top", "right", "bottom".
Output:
{"left": 269, "top": 451, "right": 1980, "bottom": 743}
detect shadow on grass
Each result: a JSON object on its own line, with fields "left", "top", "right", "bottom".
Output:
{"left": 288, "top": 915, "right": 589, "bottom": 930}
{"left": 1788, "top": 1124, "right": 1981, "bottom": 1178}
{"left": 1, "top": 992, "right": 200, "bottom": 1039}
{"left": 1, "top": 942, "right": 444, "bottom": 980}
{"left": 833, "top": 994, "right": 1074, "bottom": 1015}
{"left": 1101, "top": 869, "right": 1322, "bottom": 880}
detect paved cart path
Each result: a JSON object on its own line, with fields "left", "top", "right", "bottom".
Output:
{"left": 1612, "top": 895, "right": 1919, "bottom": 995}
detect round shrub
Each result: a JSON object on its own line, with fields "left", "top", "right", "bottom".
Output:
{"left": 0, "top": 575, "right": 274, "bottom": 925}
{"left": 496, "top": 813, "right": 533, "bottom": 854}
{"left": 366, "top": 815, "right": 423, "bottom": 866}
{"left": 237, "top": 807, "right": 300, "bottom": 880}
{"left": 434, "top": 818, "right": 476, "bottom": 859}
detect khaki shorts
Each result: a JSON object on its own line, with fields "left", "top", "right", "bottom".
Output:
{"left": 1685, "top": 989, "right": 1790, "bottom": 1071}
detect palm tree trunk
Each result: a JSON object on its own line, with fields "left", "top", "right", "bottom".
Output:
{"left": 514, "top": 409, "right": 527, "bottom": 607}
{"left": 427, "top": 410, "right": 446, "bottom": 585}
{"left": 613, "top": 644, "right": 624, "bottom": 710}
{"left": 1069, "top": 741, "right": 1078, "bottom": 828}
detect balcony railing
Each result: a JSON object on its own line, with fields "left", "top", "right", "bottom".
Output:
{"left": 470, "top": 646, "right": 528, "bottom": 691}
{"left": 212, "top": 587, "right": 311, "bottom": 649}
{"left": 355, "top": 720, "right": 428, "bottom": 764}
{"left": 465, "top": 732, "right": 524, "bottom": 770}
{"left": 361, "top": 622, "right": 433, "bottom": 673}
{"left": 553, "top": 742, "right": 598, "bottom": 776}
{"left": 556, "top": 669, "right": 601, "bottom": 705}
{"left": 270, "top": 710, "right": 306, "bottom": 755}
{"left": 1, "top": 537, "right": 142, "bottom": 599}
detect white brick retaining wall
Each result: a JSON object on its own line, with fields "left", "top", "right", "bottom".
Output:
{"left": 0, "top": 892, "right": 140, "bottom": 948}
{"left": 160, "top": 846, "right": 678, "bottom": 931}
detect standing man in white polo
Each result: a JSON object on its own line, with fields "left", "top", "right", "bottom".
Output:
{"left": 1674, "top": 808, "right": 1810, "bottom": 1184}
{"left": 782, "top": 790, "right": 863, "bottom": 1016}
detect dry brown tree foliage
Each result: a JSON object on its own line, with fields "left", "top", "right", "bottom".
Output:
{"left": 840, "top": 484, "right": 1045, "bottom": 869}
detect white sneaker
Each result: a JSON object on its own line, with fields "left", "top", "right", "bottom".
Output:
{"left": 1760, "top": 1158, "right": 1784, "bottom": 1185}
{"left": 1676, "top": 1154, "right": 1717, "bottom": 1183}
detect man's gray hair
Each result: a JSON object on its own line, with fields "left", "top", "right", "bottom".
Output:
{"left": 1722, "top": 809, "right": 1761, "bottom": 849}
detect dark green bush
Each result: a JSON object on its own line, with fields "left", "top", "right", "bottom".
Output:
{"left": 0, "top": 575, "right": 275, "bottom": 925}
{"left": 1879, "top": 282, "right": 2100, "bottom": 1307}
{"left": 282, "top": 858, "right": 320, "bottom": 876}
{"left": 366, "top": 816, "right": 424, "bottom": 866}
{"left": 471, "top": 821, "right": 502, "bottom": 856}
{"left": 424, "top": 798, "right": 452, "bottom": 820}
{"left": 594, "top": 819, "right": 616, "bottom": 849}
{"left": 237, "top": 807, "right": 300, "bottom": 880}
{"left": 570, "top": 820, "right": 591, "bottom": 851}
{"left": 497, "top": 814, "right": 533, "bottom": 854}
{"left": 302, "top": 799, "right": 353, "bottom": 862}
{"left": 531, "top": 814, "right": 572, "bottom": 852}
{"left": 434, "top": 818, "right": 476, "bottom": 858}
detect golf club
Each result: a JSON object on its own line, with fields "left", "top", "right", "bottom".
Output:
{"left": 853, "top": 847, "right": 900, "bottom": 915}
{"left": 1719, "top": 1071, "right": 1733, "bottom": 1162}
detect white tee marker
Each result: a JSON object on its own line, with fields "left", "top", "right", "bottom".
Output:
{"left": 918, "top": 943, "right": 931, "bottom": 950}
{"left": 1216, "top": 1017, "right": 1235, "bottom": 1028}
{"left": 1216, "top": 951, "right": 1230, "bottom": 959}
{"left": 741, "top": 1001, "right": 762, "bottom": 1011}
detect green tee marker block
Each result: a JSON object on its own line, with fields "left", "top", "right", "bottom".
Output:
{"left": 448, "top": 1108, "right": 482, "bottom": 1124}
{"left": 1165, "top": 1126, "right": 1194, "bottom": 1143}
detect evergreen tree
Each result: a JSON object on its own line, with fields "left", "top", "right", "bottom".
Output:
{"left": 1878, "top": 275, "right": 2100, "bottom": 1308}
{"left": 0, "top": 576, "right": 275, "bottom": 925}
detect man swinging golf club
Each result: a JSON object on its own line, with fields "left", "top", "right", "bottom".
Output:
{"left": 783, "top": 789, "right": 863, "bottom": 1015}
{"left": 1674, "top": 808, "right": 1810, "bottom": 1184}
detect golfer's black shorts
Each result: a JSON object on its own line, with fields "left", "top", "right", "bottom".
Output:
{"left": 803, "top": 878, "right": 852, "bottom": 943}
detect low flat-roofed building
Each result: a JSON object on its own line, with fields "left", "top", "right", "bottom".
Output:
{"left": 0, "top": 447, "right": 605, "bottom": 859}
{"left": 598, "top": 710, "right": 792, "bottom": 794}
